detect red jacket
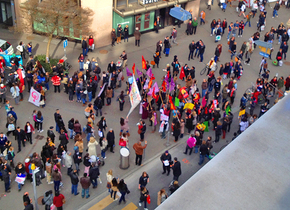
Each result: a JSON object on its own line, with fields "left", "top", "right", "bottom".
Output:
{"left": 51, "top": 75, "right": 61, "bottom": 86}
{"left": 88, "top": 38, "right": 94, "bottom": 46}
{"left": 53, "top": 194, "right": 65, "bottom": 207}
{"left": 24, "top": 124, "right": 34, "bottom": 133}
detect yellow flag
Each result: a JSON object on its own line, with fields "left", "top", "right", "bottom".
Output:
{"left": 238, "top": 109, "right": 245, "bottom": 116}
{"left": 183, "top": 103, "right": 194, "bottom": 110}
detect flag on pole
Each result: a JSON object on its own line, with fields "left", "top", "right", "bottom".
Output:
{"left": 168, "top": 95, "right": 176, "bottom": 110}
{"left": 202, "top": 96, "right": 207, "bottom": 107}
{"left": 183, "top": 103, "right": 194, "bottom": 110}
{"left": 28, "top": 87, "right": 41, "bottom": 107}
{"left": 225, "top": 105, "right": 231, "bottom": 115}
{"left": 127, "top": 75, "right": 142, "bottom": 117}
{"left": 162, "top": 81, "right": 166, "bottom": 92}
{"left": 142, "top": 55, "right": 146, "bottom": 69}
{"left": 126, "top": 67, "right": 133, "bottom": 77}
{"left": 170, "top": 78, "right": 175, "bottom": 92}
{"left": 132, "top": 63, "right": 136, "bottom": 75}
{"left": 174, "top": 97, "right": 179, "bottom": 107}
{"left": 180, "top": 87, "right": 189, "bottom": 98}
{"left": 146, "top": 67, "right": 153, "bottom": 78}
{"left": 203, "top": 121, "right": 209, "bottom": 132}
{"left": 152, "top": 82, "right": 159, "bottom": 93}
{"left": 179, "top": 66, "right": 185, "bottom": 80}
{"left": 136, "top": 67, "right": 143, "bottom": 76}
{"left": 152, "top": 87, "right": 159, "bottom": 101}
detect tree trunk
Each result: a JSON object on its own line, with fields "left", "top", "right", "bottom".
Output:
{"left": 46, "top": 34, "right": 53, "bottom": 63}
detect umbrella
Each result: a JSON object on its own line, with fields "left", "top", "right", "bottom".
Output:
{"left": 169, "top": 7, "right": 191, "bottom": 21}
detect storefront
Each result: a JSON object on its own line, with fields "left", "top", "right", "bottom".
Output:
{"left": 0, "top": 0, "right": 15, "bottom": 26}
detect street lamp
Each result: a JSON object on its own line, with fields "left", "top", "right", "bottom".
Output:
{"left": 31, "top": 163, "right": 39, "bottom": 210}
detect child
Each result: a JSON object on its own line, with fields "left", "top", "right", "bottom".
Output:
{"left": 27, "top": 42, "right": 32, "bottom": 56}
{"left": 7, "top": 147, "right": 15, "bottom": 168}
{"left": 4, "top": 100, "right": 10, "bottom": 113}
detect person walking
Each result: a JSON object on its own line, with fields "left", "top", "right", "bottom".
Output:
{"left": 134, "top": 27, "right": 141, "bottom": 47}
{"left": 80, "top": 173, "right": 91, "bottom": 198}
{"left": 2, "top": 164, "right": 11, "bottom": 193}
{"left": 24, "top": 122, "right": 35, "bottom": 145}
{"left": 138, "top": 171, "right": 149, "bottom": 189}
{"left": 69, "top": 169, "right": 79, "bottom": 196}
{"left": 52, "top": 168, "right": 62, "bottom": 192}
{"left": 35, "top": 111, "right": 44, "bottom": 132}
{"left": 51, "top": 72, "right": 61, "bottom": 93}
{"left": 133, "top": 141, "right": 148, "bottom": 166}
{"left": 272, "top": 1, "right": 280, "bottom": 18}
{"left": 117, "top": 91, "right": 125, "bottom": 111}
{"left": 157, "top": 189, "right": 168, "bottom": 206}
{"left": 15, "top": 126, "right": 26, "bottom": 153}
{"left": 198, "top": 140, "right": 210, "bottom": 165}
{"left": 160, "top": 150, "right": 172, "bottom": 175}
{"left": 89, "top": 163, "right": 100, "bottom": 189}
{"left": 99, "top": 137, "right": 108, "bottom": 159}
{"left": 139, "top": 186, "right": 149, "bottom": 210}
{"left": 82, "top": 37, "right": 88, "bottom": 56}
{"left": 106, "top": 128, "right": 115, "bottom": 153}
{"left": 116, "top": 24, "right": 123, "bottom": 44}
{"left": 111, "top": 29, "right": 116, "bottom": 46}
{"left": 184, "top": 134, "right": 196, "bottom": 155}
{"left": 171, "top": 27, "right": 178, "bottom": 44}
{"left": 188, "top": 40, "right": 196, "bottom": 61}
{"left": 10, "top": 83, "right": 20, "bottom": 105}
{"left": 280, "top": 41, "right": 288, "bottom": 60}
{"left": 110, "top": 178, "right": 118, "bottom": 200}
{"left": 53, "top": 191, "right": 65, "bottom": 210}
{"left": 171, "top": 157, "right": 182, "bottom": 181}
{"left": 117, "top": 179, "right": 129, "bottom": 204}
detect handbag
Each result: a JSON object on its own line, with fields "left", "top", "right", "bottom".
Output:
{"left": 8, "top": 124, "right": 15, "bottom": 131}
{"left": 138, "top": 129, "right": 142, "bottom": 134}
{"left": 106, "top": 182, "right": 111, "bottom": 189}
{"left": 62, "top": 198, "right": 66, "bottom": 204}
{"left": 50, "top": 204, "right": 56, "bottom": 210}
{"left": 147, "top": 194, "right": 151, "bottom": 204}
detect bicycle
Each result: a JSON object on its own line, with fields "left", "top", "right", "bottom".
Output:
{"left": 200, "top": 65, "right": 208, "bottom": 75}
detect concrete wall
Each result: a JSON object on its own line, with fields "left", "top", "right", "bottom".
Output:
{"left": 81, "top": 0, "right": 113, "bottom": 48}
{"left": 14, "top": 0, "right": 33, "bottom": 33}
{"left": 185, "top": 0, "right": 201, "bottom": 23}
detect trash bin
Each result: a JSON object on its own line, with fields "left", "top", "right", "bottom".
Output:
{"left": 120, "top": 147, "right": 130, "bottom": 169}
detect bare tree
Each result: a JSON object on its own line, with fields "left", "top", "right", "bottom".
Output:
{"left": 21, "top": 0, "right": 94, "bottom": 62}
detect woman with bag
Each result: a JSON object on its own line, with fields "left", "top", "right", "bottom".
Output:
{"left": 106, "top": 170, "right": 113, "bottom": 193}
{"left": 117, "top": 179, "right": 129, "bottom": 204}
{"left": 110, "top": 177, "right": 118, "bottom": 200}
{"left": 157, "top": 188, "right": 168, "bottom": 206}
{"left": 43, "top": 190, "right": 53, "bottom": 210}
{"left": 139, "top": 186, "right": 149, "bottom": 210}
{"left": 6, "top": 114, "right": 16, "bottom": 137}
{"left": 15, "top": 162, "right": 26, "bottom": 191}
{"left": 120, "top": 117, "right": 129, "bottom": 136}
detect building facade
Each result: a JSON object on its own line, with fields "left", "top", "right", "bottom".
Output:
{"left": 2, "top": 0, "right": 200, "bottom": 48}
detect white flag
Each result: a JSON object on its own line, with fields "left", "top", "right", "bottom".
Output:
{"left": 28, "top": 87, "right": 41, "bottom": 107}
{"left": 127, "top": 75, "right": 141, "bottom": 117}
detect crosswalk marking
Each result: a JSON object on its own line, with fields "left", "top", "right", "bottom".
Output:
{"left": 89, "top": 195, "right": 117, "bottom": 210}
{"left": 122, "top": 202, "right": 138, "bottom": 210}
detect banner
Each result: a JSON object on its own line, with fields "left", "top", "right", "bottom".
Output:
{"left": 28, "top": 87, "right": 41, "bottom": 107}
{"left": 127, "top": 75, "right": 142, "bottom": 117}
{"left": 98, "top": 83, "right": 107, "bottom": 97}
{"left": 160, "top": 114, "right": 169, "bottom": 122}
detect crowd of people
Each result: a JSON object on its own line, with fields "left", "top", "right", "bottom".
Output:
{"left": 0, "top": 1, "right": 290, "bottom": 210}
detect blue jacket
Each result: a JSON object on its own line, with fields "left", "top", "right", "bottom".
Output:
{"left": 0, "top": 135, "right": 7, "bottom": 146}
{"left": 7, "top": 110, "right": 17, "bottom": 120}
{"left": 280, "top": 44, "right": 288, "bottom": 53}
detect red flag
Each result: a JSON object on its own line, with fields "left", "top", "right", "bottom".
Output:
{"left": 132, "top": 63, "right": 135, "bottom": 75}
{"left": 179, "top": 66, "right": 185, "bottom": 80}
{"left": 152, "top": 87, "right": 159, "bottom": 101}
{"left": 169, "top": 95, "right": 176, "bottom": 110}
{"left": 180, "top": 87, "right": 189, "bottom": 98}
{"left": 193, "top": 92, "right": 200, "bottom": 102}
{"left": 142, "top": 56, "right": 146, "bottom": 69}
{"left": 148, "top": 78, "right": 153, "bottom": 89}
{"left": 162, "top": 81, "right": 166, "bottom": 92}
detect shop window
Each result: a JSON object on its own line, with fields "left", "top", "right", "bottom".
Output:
{"left": 135, "top": 15, "right": 141, "bottom": 30}
{"left": 144, "top": 12, "right": 150, "bottom": 29}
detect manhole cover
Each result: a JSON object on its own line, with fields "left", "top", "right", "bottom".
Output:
{"left": 37, "top": 196, "right": 44, "bottom": 205}
{"left": 26, "top": 35, "right": 35, "bottom": 40}
{"left": 284, "top": 61, "right": 290, "bottom": 66}
{"left": 99, "top": 50, "right": 108, "bottom": 54}
{"left": 35, "top": 135, "right": 44, "bottom": 140}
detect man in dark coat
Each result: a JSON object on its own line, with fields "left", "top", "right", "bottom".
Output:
{"left": 134, "top": 27, "right": 141, "bottom": 47}
{"left": 15, "top": 126, "right": 26, "bottom": 153}
{"left": 89, "top": 163, "right": 100, "bottom": 188}
{"left": 69, "top": 170, "right": 79, "bottom": 196}
{"left": 188, "top": 40, "right": 196, "bottom": 61}
{"left": 160, "top": 150, "right": 172, "bottom": 175}
{"left": 47, "top": 126, "right": 55, "bottom": 143}
{"left": 106, "top": 128, "right": 115, "bottom": 153}
{"left": 171, "top": 157, "right": 182, "bottom": 181}
{"left": 107, "top": 61, "right": 116, "bottom": 73}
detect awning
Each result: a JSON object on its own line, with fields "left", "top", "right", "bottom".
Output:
{"left": 169, "top": 7, "right": 191, "bottom": 21}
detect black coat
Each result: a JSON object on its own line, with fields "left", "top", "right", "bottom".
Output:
{"left": 59, "top": 134, "right": 68, "bottom": 146}
{"left": 89, "top": 166, "right": 100, "bottom": 179}
{"left": 107, "top": 63, "right": 116, "bottom": 73}
{"left": 160, "top": 153, "right": 172, "bottom": 163}
{"left": 106, "top": 131, "right": 115, "bottom": 146}
{"left": 15, "top": 129, "right": 26, "bottom": 141}
{"left": 200, "top": 144, "right": 208, "bottom": 155}
{"left": 171, "top": 161, "right": 182, "bottom": 177}
{"left": 47, "top": 130, "right": 55, "bottom": 142}
{"left": 69, "top": 171, "right": 79, "bottom": 185}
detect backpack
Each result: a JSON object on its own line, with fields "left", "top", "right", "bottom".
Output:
{"left": 68, "top": 121, "right": 74, "bottom": 129}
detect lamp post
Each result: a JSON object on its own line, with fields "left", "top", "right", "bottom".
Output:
{"left": 31, "top": 163, "right": 39, "bottom": 210}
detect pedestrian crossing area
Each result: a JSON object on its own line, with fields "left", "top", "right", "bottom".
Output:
{"left": 88, "top": 195, "right": 138, "bottom": 210}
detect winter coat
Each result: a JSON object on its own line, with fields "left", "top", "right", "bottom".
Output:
{"left": 88, "top": 140, "right": 98, "bottom": 157}
{"left": 80, "top": 176, "right": 91, "bottom": 189}
{"left": 89, "top": 166, "right": 100, "bottom": 179}
{"left": 134, "top": 30, "right": 141, "bottom": 40}
{"left": 106, "top": 131, "right": 115, "bottom": 146}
